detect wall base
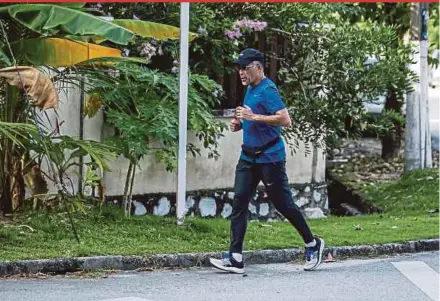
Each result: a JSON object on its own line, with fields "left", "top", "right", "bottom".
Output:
{"left": 106, "top": 182, "right": 328, "bottom": 220}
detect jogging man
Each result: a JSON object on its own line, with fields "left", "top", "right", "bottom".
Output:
{"left": 209, "top": 48, "right": 325, "bottom": 274}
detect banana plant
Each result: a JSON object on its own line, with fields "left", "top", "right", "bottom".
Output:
{"left": 0, "top": 3, "right": 196, "bottom": 214}
{"left": 0, "top": 3, "right": 196, "bottom": 67}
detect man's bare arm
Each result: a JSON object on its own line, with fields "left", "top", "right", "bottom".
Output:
{"left": 251, "top": 108, "right": 291, "bottom": 127}
{"left": 236, "top": 106, "right": 291, "bottom": 127}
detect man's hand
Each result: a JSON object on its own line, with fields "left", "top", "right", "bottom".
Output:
{"left": 236, "top": 105, "right": 254, "bottom": 121}
{"left": 237, "top": 106, "right": 291, "bottom": 127}
{"left": 230, "top": 117, "right": 242, "bottom": 132}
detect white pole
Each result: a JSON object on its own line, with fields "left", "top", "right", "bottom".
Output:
{"left": 420, "top": 3, "right": 432, "bottom": 168}
{"left": 176, "top": 2, "right": 190, "bottom": 226}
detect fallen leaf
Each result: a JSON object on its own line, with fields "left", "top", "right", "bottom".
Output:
{"left": 324, "top": 253, "right": 336, "bottom": 263}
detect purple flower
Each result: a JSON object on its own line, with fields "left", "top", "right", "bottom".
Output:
{"left": 132, "top": 14, "right": 140, "bottom": 20}
{"left": 123, "top": 48, "right": 130, "bottom": 57}
{"left": 233, "top": 19, "right": 268, "bottom": 32}
{"left": 171, "top": 66, "right": 179, "bottom": 74}
{"left": 251, "top": 21, "right": 267, "bottom": 31}
{"left": 137, "top": 42, "right": 157, "bottom": 61}
{"left": 225, "top": 28, "right": 242, "bottom": 40}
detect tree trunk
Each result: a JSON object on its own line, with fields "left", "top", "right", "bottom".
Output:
{"left": 10, "top": 155, "right": 25, "bottom": 210}
{"left": 381, "top": 90, "right": 403, "bottom": 159}
{"left": 1, "top": 154, "right": 13, "bottom": 215}
{"left": 1, "top": 85, "right": 26, "bottom": 215}
{"left": 123, "top": 161, "right": 134, "bottom": 216}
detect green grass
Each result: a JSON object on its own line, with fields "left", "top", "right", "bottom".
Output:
{"left": 0, "top": 169, "right": 438, "bottom": 261}
{"left": 361, "top": 169, "right": 439, "bottom": 216}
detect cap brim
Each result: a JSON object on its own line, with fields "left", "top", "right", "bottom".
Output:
{"left": 233, "top": 57, "right": 251, "bottom": 67}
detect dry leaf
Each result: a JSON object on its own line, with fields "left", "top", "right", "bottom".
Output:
{"left": 0, "top": 66, "right": 58, "bottom": 110}
{"left": 324, "top": 253, "right": 336, "bottom": 263}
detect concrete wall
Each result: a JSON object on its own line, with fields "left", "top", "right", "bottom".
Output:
{"left": 37, "top": 79, "right": 83, "bottom": 195}
{"left": 101, "top": 117, "right": 325, "bottom": 196}
{"left": 43, "top": 83, "right": 326, "bottom": 203}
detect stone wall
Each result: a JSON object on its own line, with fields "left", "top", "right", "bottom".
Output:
{"left": 107, "top": 182, "right": 328, "bottom": 220}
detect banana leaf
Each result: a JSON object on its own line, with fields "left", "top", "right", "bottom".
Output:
{"left": 111, "top": 19, "right": 197, "bottom": 41}
{"left": 0, "top": 48, "right": 12, "bottom": 66}
{"left": 75, "top": 56, "right": 147, "bottom": 66}
{"left": 9, "top": 38, "right": 122, "bottom": 67}
{"left": 83, "top": 20, "right": 197, "bottom": 44}
{"left": 0, "top": 4, "right": 134, "bottom": 45}
{"left": 56, "top": 3, "right": 86, "bottom": 9}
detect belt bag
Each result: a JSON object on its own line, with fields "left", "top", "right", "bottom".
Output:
{"left": 241, "top": 136, "right": 281, "bottom": 159}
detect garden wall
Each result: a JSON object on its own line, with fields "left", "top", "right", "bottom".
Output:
{"left": 42, "top": 88, "right": 329, "bottom": 219}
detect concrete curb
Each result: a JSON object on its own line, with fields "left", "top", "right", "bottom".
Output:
{"left": 0, "top": 238, "right": 438, "bottom": 276}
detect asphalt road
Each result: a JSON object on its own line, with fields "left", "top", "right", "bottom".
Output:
{"left": 0, "top": 252, "right": 438, "bottom": 301}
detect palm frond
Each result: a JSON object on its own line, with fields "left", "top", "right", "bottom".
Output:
{"left": 0, "top": 121, "right": 37, "bottom": 147}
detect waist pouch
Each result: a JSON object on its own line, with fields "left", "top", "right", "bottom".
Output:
{"left": 241, "top": 136, "right": 281, "bottom": 159}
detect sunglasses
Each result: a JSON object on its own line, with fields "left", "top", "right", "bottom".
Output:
{"left": 235, "top": 63, "right": 261, "bottom": 71}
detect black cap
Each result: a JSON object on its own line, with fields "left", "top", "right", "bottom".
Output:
{"left": 233, "top": 48, "right": 264, "bottom": 67}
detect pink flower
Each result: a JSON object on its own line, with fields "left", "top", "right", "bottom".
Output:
{"left": 137, "top": 42, "right": 157, "bottom": 61}
{"left": 233, "top": 19, "right": 267, "bottom": 32}
{"left": 225, "top": 28, "right": 242, "bottom": 40}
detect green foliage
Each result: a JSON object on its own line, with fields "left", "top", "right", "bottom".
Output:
{"left": 0, "top": 2, "right": 200, "bottom": 214}
{"left": 30, "top": 135, "right": 119, "bottom": 177}
{"left": 0, "top": 4, "right": 134, "bottom": 45}
{"left": 87, "top": 63, "right": 226, "bottom": 171}
{"left": 277, "top": 18, "right": 416, "bottom": 153}
{"left": 367, "top": 109, "right": 406, "bottom": 137}
{"left": 0, "top": 121, "right": 37, "bottom": 148}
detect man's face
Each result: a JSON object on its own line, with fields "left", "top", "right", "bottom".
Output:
{"left": 237, "top": 62, "right": 262, "bottom": 86}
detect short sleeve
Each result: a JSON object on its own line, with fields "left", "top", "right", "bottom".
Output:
{"left": 262, "top": 85, "right": 286, "bottom": 115}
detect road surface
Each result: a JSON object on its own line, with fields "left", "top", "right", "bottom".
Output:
{"left": 0, "top": 251, "right": 438, "bottom": 301}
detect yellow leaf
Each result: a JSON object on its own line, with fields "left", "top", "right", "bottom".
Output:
{"left": 10, "top": 38, "right": 122, "bottom": 67}
{"left": 84, "top": 93, "right": 103, "bottom": 118}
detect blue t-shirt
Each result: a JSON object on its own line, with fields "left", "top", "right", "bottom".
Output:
{"left": 240, "top": 78, "right": 286, "bottom": 163}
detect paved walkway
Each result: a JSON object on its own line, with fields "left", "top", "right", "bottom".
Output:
{"left": 0, "top": 251, "right": 438, "bottom": 301}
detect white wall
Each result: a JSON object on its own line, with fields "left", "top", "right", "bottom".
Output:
{"left": 48, "top": 89, "right": 326, "bottom": 196}
{"left": 101, "top": 117, "right": 326, "bottom": 196}
{"left": 37, "top": 80, "right": 83, "bottom": 195}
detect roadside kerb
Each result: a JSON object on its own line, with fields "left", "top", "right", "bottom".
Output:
{"left": 0, "top": 238, "right": 438, "bottom": 276}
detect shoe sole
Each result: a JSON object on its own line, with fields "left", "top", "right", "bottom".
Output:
{"left": 210, "top": 258, "right": 245, "bottom": 274}
{"left": 304, "top": 238, "right": 325, "bottom": 271}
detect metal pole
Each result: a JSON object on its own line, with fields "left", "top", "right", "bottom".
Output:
{"left": 420, "top": 3, "right": 432, "bottom": 168}
{"left": 176, "top": 2, "right": 190, "bottom": 225}
{"left": 405, "top": 3, "right": 421, "bottom": 172}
